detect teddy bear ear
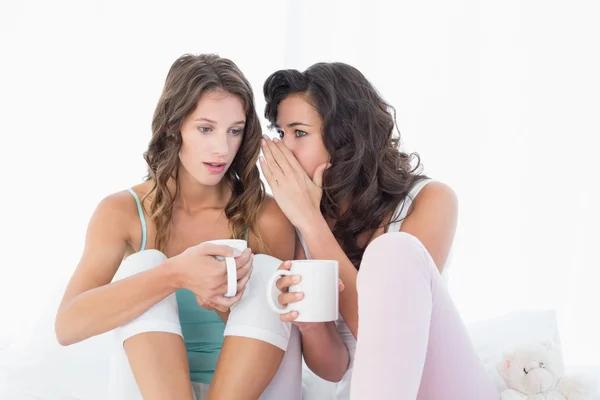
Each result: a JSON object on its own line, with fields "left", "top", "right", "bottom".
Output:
{"left": 497, "top": 352, "right": 514, "bottom": 378}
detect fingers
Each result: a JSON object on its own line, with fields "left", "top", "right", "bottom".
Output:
{"left": 277, "top": 260, "right": 292, "bottom": 271}
{"left": 258, "top": 156, "right": 277, "bottom": 189}
{"left": 280, "top": 310, "right": 300, "bottom": 323}
{"left": 262, "top": 135, "right": 294, "bottom": 176}
{"left": 270, "top": 136, "right": 306, "bottom": 175}
{"left": 213, "top": 255, "right": 253, "bottom": 296}
{"left": 278, "top": 291, "right": 303, "bottom": 308}
{"left": 338, "top": 278, "right": 345, "bottom": 292}
{"left": 236, "top": 253, "right": 253, "bottom": 280}
{"left": 312, "top": 162, "right": 331, "bottom": 188}
{"left": 275, "top": 274, "right": 300, "bottom": 292}
{"left": 260, "top": 137, "right": 284, "bottom": 184}
{"left": 198, "top": 242, "right": 245, "bottom": 259}
{"left": 234, "top": 249, "right": 252, "bottom": 269}
{"left": 195, "top": 295, "right": 216, "bottom": 311}
{"left": 212, "top": 289, "right": 245, "bottom": 311}
{"left": 236, "top": 263, "right": 253, "bottom": 293}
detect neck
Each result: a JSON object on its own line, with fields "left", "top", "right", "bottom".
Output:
{"left": 173, "top": 165, "right": 230, "bottom": 214}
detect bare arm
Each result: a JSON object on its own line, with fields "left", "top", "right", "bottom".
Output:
{"left": 54, "top": 192, "right": 182, "bottom": 346}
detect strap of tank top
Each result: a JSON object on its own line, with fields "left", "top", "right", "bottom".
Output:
{"left": 127, "top": 188, "right": 147, "bottom": 251}
{"left": 388, "top": 178, "right": 432, "bottom": 233}
{"left": 297, "top": 229, "right": 312, "bottom": 260}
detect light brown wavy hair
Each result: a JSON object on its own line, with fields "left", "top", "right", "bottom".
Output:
{"left": 142, "top": 54, "right": 264, "bottom": 253}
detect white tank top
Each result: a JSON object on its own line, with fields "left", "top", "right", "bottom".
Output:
{"left": 299, "top": 178, "right": 452, "bottom": 399}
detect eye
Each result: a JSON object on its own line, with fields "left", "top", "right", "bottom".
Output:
{"left": 229, "top": 128, "right": 243, "bottom": 136}
{"left": 198, "top": 126, "right": 212, "bottom": 133}
{"left": 295, "top": 130, "right": 307, "bottom": 138}
{"left": 523, "top": 368, "right": 528, "bottom": 374}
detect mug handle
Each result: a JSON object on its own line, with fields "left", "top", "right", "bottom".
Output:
{"left": 217, "top": 255, "right": 237, "bottom": 298}
{"left": 266, "top": 270, "right": 293, "bottom": 314}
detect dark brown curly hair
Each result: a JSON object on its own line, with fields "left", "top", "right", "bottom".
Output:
{"left": 264, "top": 62, "right": 427, "bottom": 268}
{"left": 143, "top": 54, "right": 264, "bottom": 253}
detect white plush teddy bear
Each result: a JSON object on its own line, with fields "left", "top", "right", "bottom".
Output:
{"left": 497, "top": 340, "right": 597, "bottom": 400}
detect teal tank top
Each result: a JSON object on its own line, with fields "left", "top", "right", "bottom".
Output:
{"left": 127, "top": 188, "right": 246, "bottom": 384}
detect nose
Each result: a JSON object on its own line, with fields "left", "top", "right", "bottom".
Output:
{"left": 281, "top": 134, "right": 296, "bottom": 154}
{"left": 211, "top": 133, "right": 229, "bottom": 158}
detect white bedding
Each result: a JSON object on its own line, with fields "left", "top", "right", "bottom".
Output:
{"left": 1, "top": 310, "right": 598, "bottom": 399}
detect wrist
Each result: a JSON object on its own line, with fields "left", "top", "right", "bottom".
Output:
{"left": 296, "top": 210, "right": 328, "bottom": 238}
{"left": 158, "top": 256, "right": 185, "bottom": 291}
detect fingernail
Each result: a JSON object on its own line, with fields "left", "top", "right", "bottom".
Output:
{"left": 261, "top": 139, "right": 266, "bottom": 147}
{"left": 262, "top": 134, "right": 269, "bottom": 140}
{"left": 291, "top": 311, "right": 299, "bottom": 318}
{"left": 259, "top": 156, "right": 265, "bottom": 163}
{"left": 292, "top": 275, "right": 301, "bottom": 283}
{"left": 233, "top": 248, "right": 242, "bottom": 257}
{"left": 294, "top": 292, "right": 304, "bottom": 300}
{"left": 273, "top": 137, "right": 279, "bottom": 143}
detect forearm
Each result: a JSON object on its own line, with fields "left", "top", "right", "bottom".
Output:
{"left": 301, "top": 322, "right": 349, "bottom": 382}
{"left": 55, "top": 259, "right": 180, "bottom": 346}
{"left": 298, "top": 216, "right": 359, "bottom": 338}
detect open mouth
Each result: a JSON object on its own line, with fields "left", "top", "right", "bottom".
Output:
{"left": 203, "top": 162, "right": 226, "bottom": 173}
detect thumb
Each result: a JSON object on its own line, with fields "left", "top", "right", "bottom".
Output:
{"left": 198, "top": 242, "right": 243, "bottom": 258}
{"left": 312, "top": 162, "right": 331, "bottom": 188}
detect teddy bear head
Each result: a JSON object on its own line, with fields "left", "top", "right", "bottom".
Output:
{"left": 497, "top": 340, "right": 565, "bottom": 395}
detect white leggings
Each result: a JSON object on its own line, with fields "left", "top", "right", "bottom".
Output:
{"left": 108, "top": 251, "right": 302, "bottom": 400}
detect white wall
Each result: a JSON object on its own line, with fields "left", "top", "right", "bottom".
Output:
{"left": 281, "top": 0, "right": 600, "bottom": 365}
{"left": 1, "top": 0, "right": 598, "bottom": 371}
{"left": 0, "top": 0, "right": 289, "bottom": 352}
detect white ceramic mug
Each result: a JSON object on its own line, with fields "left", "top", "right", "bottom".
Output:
{"left": 204, "top": 239, "right": 248, "bottom": 297}
{"left": 266, "top": 260, "right": 339, "bottom": 322}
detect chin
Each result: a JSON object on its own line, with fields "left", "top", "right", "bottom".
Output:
{"left": 190, "top": 170, "right": 228, "bottom": 187}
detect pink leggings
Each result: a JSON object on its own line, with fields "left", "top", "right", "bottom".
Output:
{"left": 350, "top": 232, "right": 499, "bottom": 399}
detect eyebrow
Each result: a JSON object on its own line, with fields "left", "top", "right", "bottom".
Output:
{"left": 195, "top": 118, "right": 245, "bottom": 125}
{"left": 274, "top": 122, "right": 312, "bottom": 128}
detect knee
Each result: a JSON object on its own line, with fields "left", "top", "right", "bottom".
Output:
{"left": 359, "top": 232, "right": 429, "bottom": 279}
{"left": 363, "top": 232, "right": 427, "bottom": 262}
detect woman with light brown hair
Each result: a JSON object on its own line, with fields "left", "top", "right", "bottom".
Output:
{"left": 54, "top": 53, "right": 300, "bottom": 400}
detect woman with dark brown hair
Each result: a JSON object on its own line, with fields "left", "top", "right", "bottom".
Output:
{"left": 54, "top": 54, "right": 301, "bottom": 400}
{"left": 260, "top": 62, "right": 499, "bottom": 399}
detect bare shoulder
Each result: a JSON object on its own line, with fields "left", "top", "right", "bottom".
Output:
{"left": 412, "top": 181, "right": 458, "bottom": 214}
{"left": 402, "top": 180, "right": 458, "bottom": 271}
{"left": 94, "top": 190, "right": 138, "bottom": 223}
{"left": 251, "top": 195, "right": 295, "bottom": 261}
{"left": 88, "top": 181, "right": 153, "bottom": 249}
